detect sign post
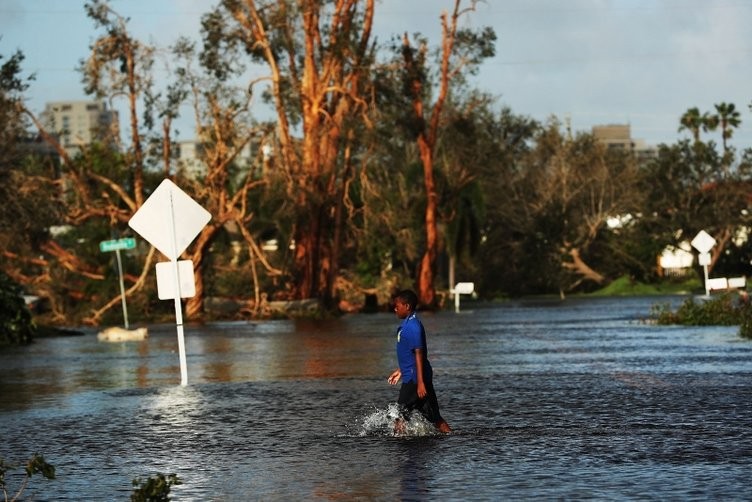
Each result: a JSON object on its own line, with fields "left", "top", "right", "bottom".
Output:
{"left": 128, "top": 179, "right": 211, "bottom": 386}
{"left": 691, "top": 230, "right": 716, "bottom": 296}
{"left": 452, "top": 282, "right": 475, "bottom": 313}
{"left": 99, "top": 237, "right": 137, "bottom": 329}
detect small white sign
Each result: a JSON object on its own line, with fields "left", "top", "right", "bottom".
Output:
{"left": 691, "top": 230, "right": 716, "bottom": 254}
{"left": 128, "top": 179, "right": 211, "bottom": 260}
{"left": 728, "top": 277, "right": 746, "bottom": 289}
{"left": 156, "top": 260, "right": 196, "bottom": 299}
{"left": 698, "top": 252, "right": 711, "bottom": 266}
{"left": 706, "top": 277, "right": 728, "bottom": 291}
{"left": 454, "top": 282, "right": 475, "bottom": 295}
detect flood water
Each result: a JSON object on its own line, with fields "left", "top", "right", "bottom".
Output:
{"left": 2, "top": 296, "right": 752, "bottom": 500}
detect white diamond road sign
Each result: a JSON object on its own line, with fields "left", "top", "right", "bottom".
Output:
{"left": 128, "top": 179, "right": 211, "bottom": 260}
{"left": 691, "top": 230, "right": 716, "bottom": 254}
{"left": 127, "top": 178, "right": 211, "bottom": 387}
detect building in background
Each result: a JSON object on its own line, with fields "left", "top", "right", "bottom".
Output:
{"left": 175, "top": 139, "right": 255, "bottom": 179}
{"left": 42, "top": 101, "right": 119, "bottom": 157}
{"left": 658, "top": 242, "right": 694, "bottom": 277}
{"left": 592, "top": 124, "right": 656, "bottom": 161}
{"left": 175, "top": 139, "right": 205, "bottom": 178}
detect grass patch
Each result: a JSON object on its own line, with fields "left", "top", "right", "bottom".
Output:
{"left": 589, "top": 275, "right": 702, "bottom": 296}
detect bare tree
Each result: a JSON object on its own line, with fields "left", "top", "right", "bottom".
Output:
{"left": 208, "top": 0, "right": 376, "bottom": 305}
{"left": 168, "top": 38, "right": 281, "bottom": 318}
{"left": 80, "top": 0, "right": 154, "bottom": 207}
{"left": 8, "top": 0, "right": 160, "bottom": 324}
{"left": 527, "top": 121, "right": 642, "bottom": 293}
{"left": 398, "top": 0, "right": 493, "bottom": 306}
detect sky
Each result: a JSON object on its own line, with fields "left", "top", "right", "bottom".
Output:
{"left": 2, "top": 0, "right": 752, "bottom": 148}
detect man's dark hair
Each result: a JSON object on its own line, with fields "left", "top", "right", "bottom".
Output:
{"left": 395, "top": 289, "right": 418, "bottom": 311}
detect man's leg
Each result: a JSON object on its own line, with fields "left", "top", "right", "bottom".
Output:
{"left": 422, "top": 382, "right": 452, "bottom": 433}
{"left": 395, "top": 382, "right": 418, "bottom": 434}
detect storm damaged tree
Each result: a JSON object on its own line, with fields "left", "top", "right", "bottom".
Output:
{"left": 472, "top": 107, "right": 541, "bottom": 296}
{"left": 167, "top": 38, "right": 281, "bottom": 318}
{"left": 81, "top": 2, "right": 281, "bottom": 321}
{"left": 82, "top": 4, "right": 282, "bottom": 321}
{"left": 640, "top": 133, "right": 752, "bottom": 281}
{"left": 80, "top": 0, "right": 153, "bottom": 207}
{"left": 0, "top": 50, "right": 32, "bottom": 199}
{"left": 10, "top": 0, "right": 165, "bottom": 324}
{"left": 0, "top": 49, "right": 70, "bottom": 323}
{"left": 42, "top": 0, "right": 163, "bottom": 324}
{"left": 0, "top": 52, "right": 40, "bottom": 344}
{"left": 203, "top": 0, "right": 376, "bottom": 306}
{"left": 0, "top": 49, "right": 51, "bottom": 272}
{"left": 513, "top": 119, "right": 643, "bottom": 295}
{"left": 394, "top": 0, "right": 494, "bottom": 307}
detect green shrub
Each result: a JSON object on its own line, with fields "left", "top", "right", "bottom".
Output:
{"left": 594, "top": 275, "right": 702, "bottom": 296}
{"left": 0, "top": 453, "right": 56, "bottom": 501}
{"left": 0, "top": 271, "right": 35, "bottom": 346}
{"left": 131, "top": 473, "right": 181, "bottom": 502}
{"left": 739, "top": 302, "right": 752, "bottom": 338}
{"left": 651, "top": 292, "right": 752, "bottom": 338}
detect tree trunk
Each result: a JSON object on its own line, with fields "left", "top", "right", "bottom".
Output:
{"left": 125, "top": 42, "right": 144, "bottom": 207}
{"left": 709, "top": 227, "right": 732, "bottom": 275}
{"left": 561, "top": 247, "right": 605, "bottom": 286}
{"left": 227, "top": 0, "right": 374, "bottom": 304}
{"left": 185, "top": 224, "right": 219, "bottom": 319}
{"left": 292, "top": 210, "right": 324, "bottom": 300}
{"left": 417, "top": 136, "right": 438, "bottom": 306}
{"left": 402, "top": 1, "right": 465, "bottom": 307}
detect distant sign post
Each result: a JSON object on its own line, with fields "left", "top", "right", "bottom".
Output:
{"left": 128, "top": 179, "right": 211, "bottom": 386}
{"left": 691, "top": 230, "right": 717, "bottom": 296}
{"left": 99, "top": 237, "right": 137, "bottom": 329}
{"left": 452, "top": 282, "right": 475, "bottom": 313}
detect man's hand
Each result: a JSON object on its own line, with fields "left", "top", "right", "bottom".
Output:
{"left": 417, "top": 382, "right": 427, "bottom": 398}
{"left": 387, "top": 369, "right": 401, "bottom": 385}
{"left": 414, "top": 348, "right": 427, "bottom": 398}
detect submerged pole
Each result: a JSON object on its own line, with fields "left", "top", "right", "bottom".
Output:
{"left": 168, "top": 190, "right": 188, "bottom": 386}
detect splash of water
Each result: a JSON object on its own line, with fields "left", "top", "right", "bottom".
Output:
{"left": 353, "top": 403, "right": 439, "bottom": 437}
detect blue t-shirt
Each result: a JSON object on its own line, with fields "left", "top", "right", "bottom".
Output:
{"left": 396, "top": 312, "right": 433, "bottom": 384}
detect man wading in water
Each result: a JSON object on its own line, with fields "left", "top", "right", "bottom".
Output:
{"left": 387, "top": 289, "right": 452, "bottom": 434}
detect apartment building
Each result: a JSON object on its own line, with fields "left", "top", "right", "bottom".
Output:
{"left": 175, "top": 139, "right": 255, "bottom": 179}
{"left": 592, "top": 123, "right": 656, "bottom": 161}
{"left": 42, "top": 100, "right": 119, "bottom": 156}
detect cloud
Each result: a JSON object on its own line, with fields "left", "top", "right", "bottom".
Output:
{"left": 458, "top": 0, "right": 752, "bottom": 144}
{"left": 0, "top": 0, "right": 25, "bottom": 32}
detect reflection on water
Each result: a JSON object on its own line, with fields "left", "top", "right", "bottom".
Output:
{"left": 2, "top": 296, "right": 752, "bottom": 500}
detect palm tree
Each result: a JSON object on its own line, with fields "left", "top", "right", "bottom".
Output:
{"left": 714, "top": 102, "right": 741, "bottom": 152}
{"left": 679, "top": 107, "right": 704, "bottom": 143}
{"left": 703, "top": 111, "right": 719, "bottom": 136}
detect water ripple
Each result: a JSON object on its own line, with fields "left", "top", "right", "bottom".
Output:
{"left": 2, "top": 296, "right": 752, "bottom": 499}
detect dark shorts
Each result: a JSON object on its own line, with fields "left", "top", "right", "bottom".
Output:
{"left": 398, "top": 380, "right": 444, "bottom": 424}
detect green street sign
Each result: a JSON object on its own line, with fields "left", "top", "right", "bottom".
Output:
{"left": 99, "top": 237, "right": 137, "bottom": 252}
